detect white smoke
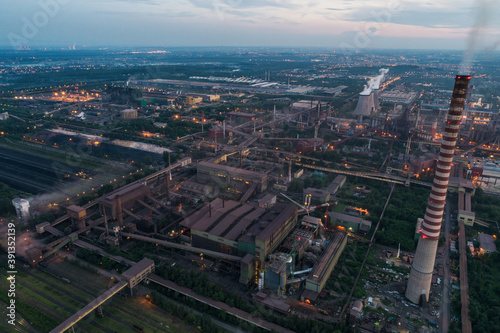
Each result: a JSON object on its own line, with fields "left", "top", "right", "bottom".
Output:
{"left": 459, "top": 0, "right": 494, "bottom": 74}
{"left": 360, "top": 68, "right": 389, "bottom": 94}
{"left": 360, "top": 84, "right": 372, "bottom": 96}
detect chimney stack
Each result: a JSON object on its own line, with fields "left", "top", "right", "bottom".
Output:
{"left": 406, "top": 75, "right": 471, "bottom": 305}
{"left": 115, "top": 195, "right": 124, "bottom": 228}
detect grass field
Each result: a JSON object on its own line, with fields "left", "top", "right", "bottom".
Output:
{"left": 3, "top": 257, "right": 197, "bottom": 333}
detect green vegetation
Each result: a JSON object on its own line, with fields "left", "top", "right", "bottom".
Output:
{"left": 0, "top": 280, "right": 59, "bottom": 332}
{"left": 468, "top": 250, "right": 500, "bottom": 333}
{"left": 376, "top": 186, "right": 430, "bottom": 251}
{"left": 150, "top": 291, "right": 225, "bottom": 333}
{"left": 0, "top": 182, "right": 15, "bottom": 216}
{"left": 472, "top": 188, "right": 500, "bottom": 221}
{"left": 76, "top": 248, "right": 129, "bottom": 272}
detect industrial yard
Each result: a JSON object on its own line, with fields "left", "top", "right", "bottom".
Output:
{"left": 0, "top": 46, "right": 499, "bottom": 333}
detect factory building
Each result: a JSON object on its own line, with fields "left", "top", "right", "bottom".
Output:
{"left": 185, "top": 96, "right": 203, "bottom": 106}
{"left": 458, "top": 191, "right": 475, "bottom": 226}
{"left": 478, "top": 233, "right": 497, "bottom": 255}
{"left": 197, "top": 161, "right": 268, "bottom": 192}
{"left": 303, "top": 188, "right": 331, "bottom": 205}
{"left": 326, "top": 175, "right": 347, "bottom": 195}
{"left": 122, "top": 258, "right": 155, "bottom": 288}
{"left": 180, "top": 198, "right": 297, "bottom": 264}
{"left": 99, "top": 183, "right": 151, "bottom": 224}
{"left": 328, "top": 212, "right": 372, "bottom": 234}
{"left": 304, "top": 231, "right": 347, "bottom": 296}
{"left": 120, "top": 108, "right": 138, "bottom": 119}
{"left": 295, "top": 138, "right": 324, "bottom": 154}
{"left": 379, "top": 90, "right": 417, "bottom": 104}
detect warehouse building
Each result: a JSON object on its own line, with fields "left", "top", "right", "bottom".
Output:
{"left": 304, "top": 231, "right": 347, "bottom": 296}
{"left": 326, "top": 175, "right": 347, "bottom": 195}
{"left": 328, "top": 212, "right": 372, "bottom": 234}
{"left": 180, "top": 198, "right": 297, "bottom": 262}
{"left": 303, "top": 188, "right": 331, "bottom": 204}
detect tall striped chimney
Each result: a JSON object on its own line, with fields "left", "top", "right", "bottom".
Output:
{"left": 406, "top": 75, "right": 471, "bottom": 304}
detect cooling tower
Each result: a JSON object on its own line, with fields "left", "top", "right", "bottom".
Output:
{"left": 406, "top": 75, "right": 471, "bottom": 305}
{"left": 372, "top": 89, "right": 380, "bottom": 109}
{"left": 354, "top": 90, "right": 375, "bottom": 117}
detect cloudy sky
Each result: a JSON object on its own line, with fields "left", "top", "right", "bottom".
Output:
{"left": 1, "top": 0, "right": 499, "bottom": 50}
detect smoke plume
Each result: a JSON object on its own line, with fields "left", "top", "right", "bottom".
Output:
{"left": 459, "top": 0, "right": 494, "bottom": 74}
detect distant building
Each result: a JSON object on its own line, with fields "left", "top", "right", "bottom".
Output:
{"left": 478, "top": 233, "right": 497, "bottom": 255}
{"left": 122, "top": 258, "right": 155, "bottom": 288}
{"left": 186, "top": 96, "right": 203, "bottom": 106}
{"left": 305, "top": 231, "right": 347, "bottom": 294}
{"left": 121, "top": 108, "right": 138, "bottom": 119}
{"left": 197, "top": 161, "right": 268, "bottom": 192}
{"left": 180, "top": 199, "right": 298, "bottom": 284}
{"left": 379, "top": 90, "right": 417, "bottom": 104}
{"left": 326, "top": 175, "right": 346, "bottom": 195}
{"left": 303, "top": 187, "right": 330, "bottom": 204}
{"left": 259, "top": 194, "right": 277, "bottom": 209}
{"left": 328, "top": 212, "right": 372, "bottom": 233}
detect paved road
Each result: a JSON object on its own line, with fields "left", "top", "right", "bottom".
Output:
{"left": 440, "top": 201, "right": 451, "bottom": 333}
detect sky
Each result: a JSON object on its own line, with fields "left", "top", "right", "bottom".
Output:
{"left": 1, "top": 0, "right": 499, "bottom": 50}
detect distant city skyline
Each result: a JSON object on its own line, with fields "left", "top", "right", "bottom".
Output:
{"left": 1, "top": 0, "right": 499, "bottom": 51}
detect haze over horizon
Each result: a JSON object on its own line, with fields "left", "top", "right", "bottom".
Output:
{"left": 1, "top": 0, "right": 499, "bottom": 51}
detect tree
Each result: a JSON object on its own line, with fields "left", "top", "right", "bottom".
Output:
{"left": 143, "top": 155, "right": 152, "bottom": 165}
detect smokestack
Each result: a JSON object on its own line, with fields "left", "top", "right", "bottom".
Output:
{"left": 406, "top": 75, "right": 471, "bottom": 305}
{"left": 116, "top": 195, "right": 124, "bottom": 228}
{"left": 103, "top": 209, "right": 109, "bottom": 236}
{"left": 165, "top": 173, "right": 171, "bottom": 201}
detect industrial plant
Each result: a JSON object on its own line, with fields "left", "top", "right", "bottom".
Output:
{"left": 1, "top": 42, "right": 499, "bottom": 333}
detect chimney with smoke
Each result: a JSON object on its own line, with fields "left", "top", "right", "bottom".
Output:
{"left": 406, "top": 75, "right": 471, "bottom": 305}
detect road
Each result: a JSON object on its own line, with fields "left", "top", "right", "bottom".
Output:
{"left": 440, "top": 201, "right": 451, "bottom": 333}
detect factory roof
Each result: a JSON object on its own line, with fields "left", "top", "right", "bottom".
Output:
{"left": 227, "top": 111, "right": 255, "bottom": 118}
{"left": 304, "top": 187, "right": 330, "bottom": 197}
{"left": 334, "top": 175, "right": 346, "bottom": 183}
{"left": 104, "top": 183, "right": 149, "bottom": 202}
{"left": 301, "top": 289, "right": 319, "bottom": 303}
{"left": 478, "top": 233, "right": 497, "bottom": 253}
{"left": 458, "top": 210, "right": 475, "bottom": 217}
{"left": 328, "top": 212, "right": 369, "bottom": 225}
{"left": 210, "top": 204, "right": 254, "bottom": 236}
{"left": 190, "top": 200, "right": 240, "bottom": 232}
{"left": 449, "top": 177, "right": 475, "bottom": 190}
{"left": 121, "top": 258, "right": 155, "bottom": 280}
{"left": 198, "top": 161, "right": 267, "bottom": 180}
{"left": 67, "top": 205, "right": 85, "bottom": 213}
{"left": 241, "top": 253, "right": 255, "bottom": 265}
{"left": 180, "top": 198, "right": 225, "bottom": 229}
{"left": 254, "top": 203, "right": 297, "bottom": 242}
{"left": 308, "top": 231, "right": 347, "bottom": 284}
{"left": 259, "top": 194, "right": 276, "bottom": 203}
{"left": 224, "top": 207, "right": 267, "bottom": 241}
